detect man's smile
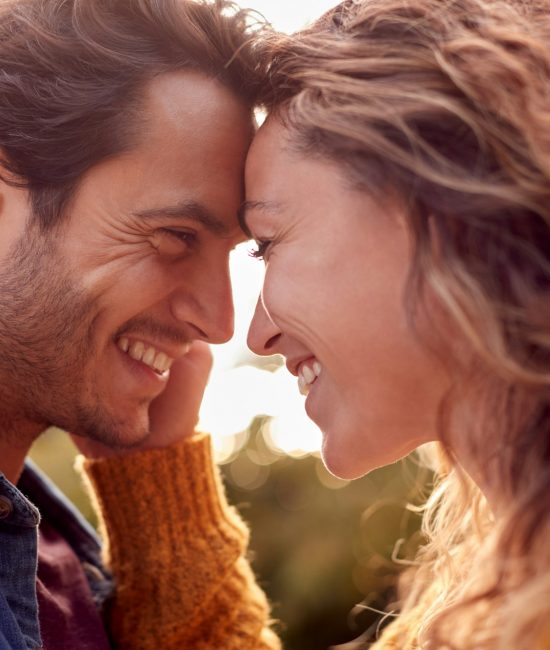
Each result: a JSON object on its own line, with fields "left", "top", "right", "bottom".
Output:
{"left": 116, "top": 336, "right": 191, "bottom": 376}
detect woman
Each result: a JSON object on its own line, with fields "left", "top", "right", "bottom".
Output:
{"left": 81, "top": 0, "right": 549, "bottom": 648}
{"left": 242, "top": 0, "right": 549, "bottom": 646}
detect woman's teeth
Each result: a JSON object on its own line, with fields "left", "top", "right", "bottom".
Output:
{"left": 298, "top": 360, "right": 322, "bottom": 396}
{"left": 117, "top": 337, "right": 174, "bottom": 375}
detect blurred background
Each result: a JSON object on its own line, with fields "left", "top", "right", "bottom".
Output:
{"left": 30, "top": 2, "right": 432, "bottom": 648}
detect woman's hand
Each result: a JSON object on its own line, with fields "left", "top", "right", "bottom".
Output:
{"left": 72, "top": 341, "right": 213, "bottom": 458}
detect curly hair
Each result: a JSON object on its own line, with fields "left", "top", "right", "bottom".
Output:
{"left": 260, "top": 1, "right": 550, "bottom": 647}
{"left": 0, "top": 0, "right": 267, "bottom": 229}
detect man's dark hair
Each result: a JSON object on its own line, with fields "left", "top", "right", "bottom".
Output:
{"left": 0, "top": 0, "right": 267, "bottom": 228}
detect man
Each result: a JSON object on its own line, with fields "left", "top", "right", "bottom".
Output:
{"left": 0, "top": 0, "right": 274, "bottom": 647}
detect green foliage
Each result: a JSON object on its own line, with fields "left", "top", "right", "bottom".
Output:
{"left": 223, "top": 424, "right": 430, "bottom": 649}
{"left": 30, "top": 427, "right": 97, "bottom": 526}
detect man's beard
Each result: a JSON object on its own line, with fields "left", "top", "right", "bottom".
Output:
{"left": 0, "top": 226, "right": 147, "bottom": 448}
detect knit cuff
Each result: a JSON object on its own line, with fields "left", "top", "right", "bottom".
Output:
{"left": 76, "top": 434, "right": 248, "bottom": 578}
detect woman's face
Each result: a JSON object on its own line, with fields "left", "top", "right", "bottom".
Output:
{"left": 245, "top": 119, "right": 450, "bottom": 479}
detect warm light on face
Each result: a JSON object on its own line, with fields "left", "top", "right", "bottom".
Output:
{"left": 200, "top": 2, "right": 339, "bottom": 462}
{"left": 200, "top": 242, "right": 324, "bottom": 461}
{"left": 199, "top": 243, "right": 321, "bottom": 463}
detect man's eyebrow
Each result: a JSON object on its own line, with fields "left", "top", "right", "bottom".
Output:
{"left": 133, "top": 200, "right": 229, "bottom": 236}
{"left": 237, "top": 200, "right": 282, "bottom": 238}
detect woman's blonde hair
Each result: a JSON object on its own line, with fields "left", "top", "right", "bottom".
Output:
{"left": 260, "top": 1, "right": 550, "bottom": 647}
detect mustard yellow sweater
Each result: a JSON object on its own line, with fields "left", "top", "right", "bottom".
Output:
{"left": 78, "top": 434, "right": 409, "bottom": 649}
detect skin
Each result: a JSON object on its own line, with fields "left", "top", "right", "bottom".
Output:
{"left": 245, "top": 119, "right": 450, "bottom": 480}
{"left": 0, "top": 70, "right": 252, "bottom": 482}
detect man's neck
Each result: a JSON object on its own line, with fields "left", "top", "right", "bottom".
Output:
{"left": 0, "top": 419, "right": 43, "bottom": 484}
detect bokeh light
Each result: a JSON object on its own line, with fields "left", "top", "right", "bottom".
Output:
{"left": 200, "top": 241, "right": 325, "bottom": 463}
{"left": 199, "top": 2, "right": 342, "bottom": 462}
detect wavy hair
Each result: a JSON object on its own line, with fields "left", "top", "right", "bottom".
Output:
{"left": 260, "top": 1, "right": 550, "bottom": 647}
{"left": 0, "top": 0, "right": 267, "bottom": 229}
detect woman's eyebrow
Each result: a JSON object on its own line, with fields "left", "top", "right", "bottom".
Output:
{"left": 237, "top": 200, "right": 282, "bottom": 237}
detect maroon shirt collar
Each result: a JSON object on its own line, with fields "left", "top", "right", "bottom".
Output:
{"left": 37, "top": 519, "right": 111, "bottom": 650}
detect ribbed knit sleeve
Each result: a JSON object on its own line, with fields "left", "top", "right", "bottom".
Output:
{"left": 76, "top": 433, "right": 281, "bottom": 650}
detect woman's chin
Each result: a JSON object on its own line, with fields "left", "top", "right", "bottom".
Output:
{"left": 320, "top": 429, "right": 418, "bottom": 481}
{"left": 320, "top": 436, "right": 377, "bottom": 480}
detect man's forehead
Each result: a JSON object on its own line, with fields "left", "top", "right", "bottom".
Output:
{"left": 141, "top": 70, "right": 253, "bottom": 141}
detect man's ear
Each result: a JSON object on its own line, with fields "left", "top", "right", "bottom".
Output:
{"left": 0, "top": 155, "right": 9, "bottom": 218}
{"left": 0, "top": 150, "right": 31, "bottom": 232}
{"left": 0, "top": 148, "right": 20, "bottom": 184}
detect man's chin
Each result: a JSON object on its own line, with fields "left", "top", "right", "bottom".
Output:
{"left": 69, "top": 403, "right": 152, "bottom": 451}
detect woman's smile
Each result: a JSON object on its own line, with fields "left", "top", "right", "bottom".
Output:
{"left": 296, "top": 358, "right": 322, "bottom": 396}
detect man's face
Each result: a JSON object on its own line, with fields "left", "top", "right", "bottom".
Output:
{"left": 0, "top": 70, "right": 252, "bottom": 446}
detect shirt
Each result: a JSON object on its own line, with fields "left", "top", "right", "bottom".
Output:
{"left": 0, "top": 462, "right": 113, "bottom": 649}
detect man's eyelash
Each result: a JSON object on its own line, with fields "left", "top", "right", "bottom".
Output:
{"left": 162, "top": 229, "right": 196, "bottom": 246}
{"left": 249, "top": 240, "right": 271, "bottom": 260}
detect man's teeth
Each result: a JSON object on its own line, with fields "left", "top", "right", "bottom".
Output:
{"left": 117, "top": 337, "right": 174, "bottom": 374}
{"left": 298, "top": 360, "right": 322, "bottom": 396}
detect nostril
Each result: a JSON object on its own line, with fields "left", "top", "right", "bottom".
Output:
{"left": 265, "top": 333, "right": 281, "bottom": 350}
{"left": 189, "top": 323, "right": 208, "bottom": 340}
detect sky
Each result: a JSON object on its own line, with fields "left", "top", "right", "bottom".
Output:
{"left": 198, "top": 1, "right": 338, "bottom": 459}
{"left": 242, "top": 0, "right": 338, "bottom": 33}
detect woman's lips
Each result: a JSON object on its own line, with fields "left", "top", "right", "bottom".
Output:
{"left": 297, "top": 358, "right": 322, "bottom": 395}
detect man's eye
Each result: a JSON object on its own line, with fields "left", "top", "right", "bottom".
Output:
{"left": 249, "top": 240, "right": 271, "bottom": 261}
{"left": 163, "top": 229, "right": 196, "bottom": 245}
{"left": 152, "top": 229, "right": 197, "bottom": 257}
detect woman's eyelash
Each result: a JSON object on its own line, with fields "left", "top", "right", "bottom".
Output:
{"left": 249, "top": 240, "right": 271, "bottom": 260}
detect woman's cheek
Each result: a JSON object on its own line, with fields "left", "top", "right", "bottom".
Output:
{"left": 260, "top": 277, "right": 282, "bottom": 325}
{"left": 263, "top": 263, "right": 303, "bottom": 320}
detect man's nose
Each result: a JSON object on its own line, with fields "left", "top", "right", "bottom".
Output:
{"left": 170, "top": 263, "right": 235, "bottom": 344}
{"left": 247, "top": 295, "right": 281, "bottom": 356}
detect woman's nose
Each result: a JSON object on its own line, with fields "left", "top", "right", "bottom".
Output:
{"left": 247, "top": 295, "right": 281, "bottom": 356}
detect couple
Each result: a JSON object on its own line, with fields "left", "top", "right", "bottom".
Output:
{"left": 0, "top": 0, "right": 548, "bottom": 648}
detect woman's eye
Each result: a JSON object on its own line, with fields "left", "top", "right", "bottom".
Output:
{"left": 249, "top": 240, "right": 271, "bottom": 261}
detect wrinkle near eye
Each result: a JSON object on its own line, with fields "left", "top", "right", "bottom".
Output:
{"left": 149, "top": 230, "right": 163, "bottom": 253}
